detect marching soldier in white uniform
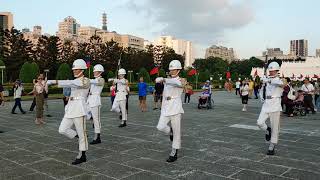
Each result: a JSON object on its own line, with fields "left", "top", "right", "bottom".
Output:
{"left": 88, "top": 64, "right": 105, "bottom": 145}
{"left": 109, "top": 68, "right": 129, "bottom": 127}
{"left": 48, "top": 59, "right": 90, "bottom": 165}
{"left": 257, "top": 62, "right": 284, "bottom": 155}
{"left": 157, "top": 60, "right": 185, "bottom": 162}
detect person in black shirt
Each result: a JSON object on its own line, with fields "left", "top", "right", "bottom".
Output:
{"left": 153, "top": 77, "right": 164, "bottom": 110}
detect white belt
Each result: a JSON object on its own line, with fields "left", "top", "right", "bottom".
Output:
{"left": 70, "top": 97, "right": 84, "bottom": 100}
{"left": 164, "top": 96, "right": 179, "bottom": 100}
{"left": 266, "top": 96, "right": 280, "bottom": 99}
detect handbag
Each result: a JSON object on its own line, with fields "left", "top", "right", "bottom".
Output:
{"left": 287, "top": 85, "right": 296, "bottom": 100}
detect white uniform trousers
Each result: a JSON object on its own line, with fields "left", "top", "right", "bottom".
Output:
{"left": 257, "top": 111, "right": 280, "bottom": 144}
{"left": 157, "top": 114, "right": 181, "bottom": 149}
{"left": 59, "top": 116, "right": 88, "bottom": 151}
{"left": 90, "top": 106, "right": 101, "bottom": 134}
{"left": 111, "top": 100, "right": 127, "bottom": 121}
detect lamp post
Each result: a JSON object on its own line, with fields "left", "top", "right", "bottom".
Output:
{"left": 44, "top": 69, "right": 49, "bottom": 79}
{"left": 0, "top": 66, "right": 5, "bottom": 84}
{"left": 128, "top": 70, "right": 133, "bottom": 83}
{"left": 195, "top": 72, "right": 199, "bottom": 90}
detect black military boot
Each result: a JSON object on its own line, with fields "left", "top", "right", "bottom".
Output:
{"left": 72, "top": 152, "right": 86, "bottom": 165}
{"left": 90, "top": 134, "right": 101, "bottom": 145}
{"left": 119, "top": 121, "right": 127, "bottom": 128}
{"left": 167, "top": 149, "right": 178, "bottom": 163}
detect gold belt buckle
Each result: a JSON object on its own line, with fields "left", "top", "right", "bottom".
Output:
{"left": 166, "top": 97, "right": 171, "bottom": 100}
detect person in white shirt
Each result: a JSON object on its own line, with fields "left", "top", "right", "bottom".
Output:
{"left": 235, "top": 79, "right": 241, "bottom": 96}
{"left": 240, "top": 80, "right": 249, "bottom": 111}
{"left": 157, "top": 60, "right": 185, "bottom": 163}
{"left": 257, "top": 62, "right": 284, "bottom": 155}
{"left": 48, "top": 59, "right": 90, "bottom": 165}
{"left": 301, "top": 78, "right": 316, "bottom": 114}
{"left": 30, "top": 75, "right": 46, "bottom": 124}
{"left": 11, "top": 80, "right": 26, "bottom": 114}
{"left": 315, "top": 78, "right": 320, "bottom": 109}
{"left": 87, "top": 64, "right": 105, "bottom": 145}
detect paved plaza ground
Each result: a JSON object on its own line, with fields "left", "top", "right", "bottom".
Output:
{"left": 0, "top": 91, "right": 320, "bottom": 180}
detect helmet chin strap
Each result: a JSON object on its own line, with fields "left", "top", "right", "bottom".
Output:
{"left": 94, "top": 72, "right": 102, "bottom": 78}
{"left": 74, "top": 70, "right": 84, "bottom": 78}
{"left": 171, "top": 70, "right": 180, "bottom": 78}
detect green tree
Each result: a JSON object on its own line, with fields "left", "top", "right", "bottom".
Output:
{"left": 0, "top": 59, "right": 7, "bottom": 83}
{"left": 199, "top": 69, "right": 210, "bottom": 82}
{"left": 84, "top": 66, "right": 93, "bottom": 79}
{"left": 56, "top": 63, "right": 72, "bottom": 80}
{"left": 159, "top": 68, "right": 166, "bottom": 77}
{"left": 19, "top": 62, "right": 36, "bottom": 83}
{"left": 30, "top": 62, "right": 40, "bottom": 80}
{"left": 138, "top": 67, "right": 151, "bottom": 83}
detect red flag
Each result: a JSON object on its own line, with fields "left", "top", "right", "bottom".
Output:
{"left": 254, "top": 69, "right": 258, "bottom": 77}
{"left": 226, "top": 71, "right": 231, "bottom": 79}
{"left": 188, "top": 69, "right": 197, "bottom": 76}
{"left": 150, "top": 67, "right": 159, "bottom": 75}
{"left": 86, "top": 61, "right": 91, "bottom": 68}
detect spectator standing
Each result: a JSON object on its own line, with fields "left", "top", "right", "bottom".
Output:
{"left": 0, "top": 83, "right": 5, "bottom": 106}
{"left": 184, "top": 82, "right": 193, "bottom": 104}
{"left": 314, "top": 78, "right": 319, "bottom": 110}
{"left": 235, "top": 79, "right": 241, "bottom": 96}
{"left": 153, "top": 77, "right": 164, "bottom": 110}
{"left": 301, "top": 78, "right": 316, "bottom": 114}
{"left": 110, "top": 82, "right": 116, "bottom": 106}
{"left": 138, "top": 77, "right": 148, "bottom": 112}
{"left": 11, "top": 80, "right": 26, "bottom": 114}
{"left": 282, "top": 78, "right": 294, "bottom": 117}
{"left": 240, "top": 80, "right": 249, "bottom": 111}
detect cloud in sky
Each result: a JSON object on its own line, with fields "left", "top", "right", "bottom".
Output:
{"left": 125, "top": 0, "right": 255, "bottom": 45}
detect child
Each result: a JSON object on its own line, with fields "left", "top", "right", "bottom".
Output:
{"left": 240, "top": 81, "right": 249, "bottom": 111}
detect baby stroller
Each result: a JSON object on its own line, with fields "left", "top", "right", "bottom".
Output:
{"left": 292, "top": 101, "right": 306, "bottom": 116}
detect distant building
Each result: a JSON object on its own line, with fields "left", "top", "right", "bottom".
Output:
{"left": 22, "top": 28, "right": 30, "bottom": 33}
{"left": 262, "top": 48, "right": 283, "bottom": 57}
{"left": 205, "top": 45, "right": 235, "bottom": 62}
{"left": 56, "top": 16, "right": 80, "bottom": 40}
{"left": 0, "top": 12, "right": 13, "bottom": 30}
{"left": 290, "top": 39, "right": 308, "bottom": 57}
{"left": 23, "top": 25, "right": 43, "bottom": 46}
{"left": 154, "top": 36, "right": 194, "bottom": 68}
{"left": 316, "top": 49, "right": 320, "bottom": 58}
{"left": 102, "top": 12, "right": 108, "bottom": 31}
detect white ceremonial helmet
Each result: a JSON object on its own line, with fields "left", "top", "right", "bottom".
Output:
{"left": 72, "top": 59, "right": 87, "bottom": 70}
{"left": 93, "top": 64, "right": 104, "bottom": 72}
{"left": 169, "top": 60, "right": 182, "bottom": 70}
{"left": 118, "top": 68, "right": 126, "bottom": 75}
{"left": 268, "top": 62, "right": 280, "bottom": 71}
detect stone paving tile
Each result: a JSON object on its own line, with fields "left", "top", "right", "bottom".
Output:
{"left": 261, "top": 156, "right": 320, "bottom": 173}
{"left": 282, "top": 168, "right": 320, "bottom": 180}
{"left": 177, "top": 170, "right": 233, "bottom": 180}
{"left": 67, "top": 173, "right": 116, "bottom": 180}
{"left": 216, "top": 157, "right": 289, "bottom": 175}
{"left": 231, "top": 170, "right": 292, "bottom": 180}
{"left": 29, "top": 159, "right": 87, "bottom": 179}
{"left": 0, "top": 158, "right": 22, "bottom": 171}
{"left": 125, "top": 158, "right": 193, "bottom": 179}
{"left": 13, "top": 173, "right": 56, "bottom": 180}
{"left": 122, "top": 171, "right": 175, "bottom": 180}
{"left": 102, "top": 151, "right": 140, "bottom": 163}
{"left": 2, "top": 149, "right": 48, "bottom": 165}
{"left": 0, "top": 166, "right": 36, "bottom": 180}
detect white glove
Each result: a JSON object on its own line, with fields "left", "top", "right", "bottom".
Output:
{"left": 261, "top": 76, "right": 270, "bottom": 83}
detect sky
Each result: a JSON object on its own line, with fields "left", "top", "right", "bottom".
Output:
{"left": 1, "top": 0, "right": 320, "bottom": 59}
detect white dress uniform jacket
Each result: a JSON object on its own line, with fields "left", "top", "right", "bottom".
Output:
{"left": 161, "top": 77, "right": 184, "bottom": 116}
{"left": 114, "top": 79, "right": 128, "bottom": 101}
{"left": 260, "top": 77, "right": 284, "bottom": 113}
{"left": 88, "top": 77, "right": 105, "bottom": 108}
{"left": 51, "top": 77, "right": 90, "bottom": 118}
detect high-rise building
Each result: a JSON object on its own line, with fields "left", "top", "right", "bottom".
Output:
{"left": 22, "top": 28, "right": 30, "bottom": 33}
{"left": 33, "top": 26, "right": 42, "bottom": 36}
{"left": 0, "top": 12, "right": 13, "bottom": 30}
{"left": 316, "top": 49, "right": 320, "bottom": 58}
{"left": 262, "top": 48, "right": 284, "bottom": 57}
{"left": 205, "top": 45, "right": 235, "bottom": 62}
{"left": 290, "top": 39, "right": 308, "bottom": 57}
{"left": 102, "top": 12, "right": 108, "bottom": 31}
{"left": 56, "top": 16, "right": 80, "bottom": 40}
{"left": 155, "top": 36, "right": 194, "bottom": 68}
